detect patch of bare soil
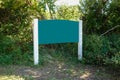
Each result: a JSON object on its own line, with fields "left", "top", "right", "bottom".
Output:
{"left": 0, "top": 61, "right": 119, "bottom": 80}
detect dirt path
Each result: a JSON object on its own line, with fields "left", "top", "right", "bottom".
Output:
{"left": 0, "top": 61, "right": 119, "bottom": 80}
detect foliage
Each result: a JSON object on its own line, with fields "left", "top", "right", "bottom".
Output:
{"left": 83, "top": 35, "right": 106, "bottom": 65}
{"left": 0, "top": 35, "right": 33, "bottom": 65}
{"left": 106, "top": 0, "right": 120, "bottom": 33}
{"left": 0, "top": 0, "right": 39, "bottom": 65}
{"left": 39, "top": 0, "right": 56, "bottom": 19}
{"left": 83, "top": 34, "right": 120, "bottom": 67}
{"left": 56, "top": 6, "right": 81, "bottom": 21}
{"left": 79, "top": 0, "right": 120, "bottom": 34}
{"left": 104, "top": 34, "right": 120, "bottom": 67}
{"left": 0, "top": 0, "right": 36, "bottom": 43}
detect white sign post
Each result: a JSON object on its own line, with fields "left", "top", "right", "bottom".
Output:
{"left": 78, "top": 20, "right": 83, "bottom": 60}
{"left": 33, "top": 19, "right": 39, "bottom": 65}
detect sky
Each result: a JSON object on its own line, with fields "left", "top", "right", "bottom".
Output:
{"left": 55, "top": 0, "right": 79, "bottom": 6}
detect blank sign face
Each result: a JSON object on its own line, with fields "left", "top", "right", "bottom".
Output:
{"left": 38, "top": 20, "right": 79, "bottom": 44}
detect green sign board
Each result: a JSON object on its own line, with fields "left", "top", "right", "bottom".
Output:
{"left": 38, "top": 20, "right": 79, "bottom": 44}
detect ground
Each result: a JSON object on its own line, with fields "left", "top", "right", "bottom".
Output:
{"left": 0, "top": 60, "right": 119, "bottom": 80}
{"left": 0, "top": 49, "right": 119, "bottom": 80}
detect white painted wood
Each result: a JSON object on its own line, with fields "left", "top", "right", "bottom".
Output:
{"left": 33, "top": 19, "right": 39, "bottom": 65}
{"left": 78, "top": 20, "right": 82, "bottom": 60}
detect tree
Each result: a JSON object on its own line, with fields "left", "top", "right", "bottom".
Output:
{"left": 106, "top": 0, "right": 120, "bottom": 33}
{"left": 38, "top": 0, "right": 56, "bottom": 19}
{"left": 0, "top": 0, "right": 41, "bottom": 42}
{"left": 79, "top": 0, "right": 112, "bottom": 34}
{"left": 56, "top": 6, "right": 81, "bottom": 21}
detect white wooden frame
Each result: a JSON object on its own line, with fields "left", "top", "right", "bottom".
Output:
{"left": 33, "top": 19, "right": 83, "bottom": 65}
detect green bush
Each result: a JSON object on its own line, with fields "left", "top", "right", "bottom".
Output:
{"left": 105, "top": 52, "right": 120, "bottom": 67}
{"left": 83, "top": 35, "right": 106, "bottom": 65}
{"left": 104, "top": 34, "right": 120, "bottom": 68}
{"left": 83, "top": 34, "right": 120, "bottom": 66}
{"left": 0, "top": 36, "right": 33, "bottom": 65}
